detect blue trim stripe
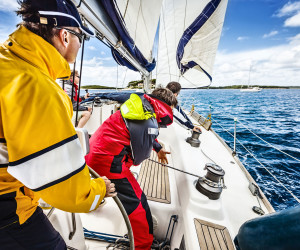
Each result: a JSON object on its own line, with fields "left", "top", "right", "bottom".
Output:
{"left": 0, "top": 164, "right": 8, "bottom": 168}
{"left": 102, "top": 0, "right": 156, "bottom": 72}
{"left": 8, "top": 134, "right": 78, "bottom": 167}
{"left": 176, "top": 0, "right": 221, "bottom": 78}
{"left": 31, "top": 163, "right": 86, "bottom": 192}
{"left": 186, "top": 61, "right": 212, "bottom": 81}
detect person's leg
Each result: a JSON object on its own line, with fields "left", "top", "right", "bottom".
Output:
{"left": 111, "top": 173, "right": 153, "bottom": 250}
{"left": 77, "top": 110, "right": 91, "bottom": 128}
{"left": 0, "top": 207, "right": 66, "bottom": 250}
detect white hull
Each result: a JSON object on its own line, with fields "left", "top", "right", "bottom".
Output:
{"left": 240, "top": 87, "right": 262, "bottom": 92}
{"left": 45, "top": 103, "right": 273, "bottom": 250}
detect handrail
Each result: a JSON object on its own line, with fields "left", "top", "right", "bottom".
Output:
{"left": 88, "top": 167, "right": 135, "bottom": 249}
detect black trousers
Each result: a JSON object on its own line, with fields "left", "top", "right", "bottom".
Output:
{"left": 0, "top": 207, "right": 66, "bottom": 250}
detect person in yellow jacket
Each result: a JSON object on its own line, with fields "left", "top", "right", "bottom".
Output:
{"left": 0, "top": 0, "right": 115, "bottom": 249}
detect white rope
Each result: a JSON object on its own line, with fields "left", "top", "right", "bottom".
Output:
{"left": 211, "top": 117, "right": 300, "bottom": 203}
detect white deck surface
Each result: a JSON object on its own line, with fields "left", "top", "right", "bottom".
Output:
{"left": 47, "top": 105, "right": 271, "bottom": 250}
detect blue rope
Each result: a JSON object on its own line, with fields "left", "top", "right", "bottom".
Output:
{"left": 83, "top": 227, "right": 128, "bottom": 244}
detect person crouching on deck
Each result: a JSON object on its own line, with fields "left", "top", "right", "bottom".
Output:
{"left": 85, "top": 88, "right": 178, "bottom": 249}
{"left": 0, "top": 0, "right": 115, "bottom": 249}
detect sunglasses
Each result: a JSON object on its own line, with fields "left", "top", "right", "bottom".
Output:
{"left": 56, "top": 27, "right": 85, "bottom": 44}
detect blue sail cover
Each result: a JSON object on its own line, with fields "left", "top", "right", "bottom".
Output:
{"left": 102, "top": 0, "right": 156, "bottom": 72}
{"left": 111, "top": 48, "right": 138, "bottom": 72}
{"left": 176, "top": 0, "right": 221, "bottom": 81}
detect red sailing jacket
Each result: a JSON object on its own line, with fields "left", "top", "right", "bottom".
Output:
{"left": 85, "top": 94, "right": 173, "bottom": 178}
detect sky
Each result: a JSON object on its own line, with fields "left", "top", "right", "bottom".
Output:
{"left": 1, "top": 0, "right": 300, "bottom": 87}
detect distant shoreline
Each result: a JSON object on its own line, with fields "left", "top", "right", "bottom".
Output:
{"left": 81, "top": 85, "right": 300, "bottom": 90}
{"left": 195, "top": 86, "right": 300, "bottom": 89}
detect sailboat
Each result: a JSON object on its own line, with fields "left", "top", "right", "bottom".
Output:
{"left": 43, "top": 0, "right": 299, "bottom": 249}
{"left": 240, "top": 63, "right": 262, "bottom": 92}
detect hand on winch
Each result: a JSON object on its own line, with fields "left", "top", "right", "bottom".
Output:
{"left": 193, "top": 126, "right": 202, "bottom": 133}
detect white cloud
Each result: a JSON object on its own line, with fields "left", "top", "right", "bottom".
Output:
{"left": 212, "top": 33, "right": 300, "bottom": 86}
{"left": 276, "top": 1, "right": 300, "bottom": 17}
{"left": 237, "top": 36, "right": 248, "bottom": 41}
{"left": 101, "top": 51, "right": 105, "bottom": 55}
{"left": 263, "top": 30, "right": 278, "bottom": 39}
{"left": 88, "top": 46, "right": 97, "bottom": 51}
{"left": 284, "top": 12, "right": 300, "bottom": 27}
{"left": 80, "top": 57, "right": 140, "bottom": 88}
{"left": 0, "top": 0, "right": 18, "bottom": 12}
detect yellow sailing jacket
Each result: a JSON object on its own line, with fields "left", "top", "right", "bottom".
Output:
{"left": 0, "top": 26, "right": 106, "bottom": 227}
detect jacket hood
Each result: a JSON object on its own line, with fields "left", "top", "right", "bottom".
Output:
{"left": 3, "top": 25, "right": 70, "bottom": 80}
{"left": 144, "top": 94, "right": 173, "bottom": 127}
{"left": 121, "top": 93, "right": 156, "bottom": 120}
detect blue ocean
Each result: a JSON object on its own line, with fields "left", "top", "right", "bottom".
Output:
{"left": 83, "top": 88, "right": 300, "bottom": 211}
{"left": 179, "top": 89, "right": 300, "bottom": 211}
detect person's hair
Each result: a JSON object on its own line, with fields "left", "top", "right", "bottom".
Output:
{"left": 151, "top": 88, "right": 178, "bottom": 107}
{"left": 166, "top": 81, "right": 181, "bottom": 94}
{"left": 70, "top": 70, "right": 79, "bottom": 78}
{"left": 16, "top": 0, "right": 59, "bottom": 45}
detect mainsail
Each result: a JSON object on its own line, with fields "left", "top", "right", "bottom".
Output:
{"left": 156, "top": 0, "right": 228, "bottom": 88}
{"left": 73, "top": 0, "right": 162, "bottom": 73}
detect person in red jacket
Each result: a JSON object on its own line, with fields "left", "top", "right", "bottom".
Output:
{"left": 85, "top": 88, "right": 177, "bottom": 249}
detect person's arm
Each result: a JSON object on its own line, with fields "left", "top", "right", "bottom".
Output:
{"left": 153, "top": 140, "right": 170, "bottom": 164}
{"left": 81, "top": 91, "right": 138, "bottom": 104}
{"left": 153, "top": 140, "right": 162, "bottom": 152}
{"left": 5, "top": 87, "right": 107, "bottom": 213}
{"left": 173, "top": 105, "right": 194, "bottom": 130}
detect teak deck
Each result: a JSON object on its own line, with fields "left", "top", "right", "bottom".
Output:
{"left": 137, "top": 151, "right": 171, "bottom": 204}
{"left": 194, "top": 218, "right": 235, "bottom": 250}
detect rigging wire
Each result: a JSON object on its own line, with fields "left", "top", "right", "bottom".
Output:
{"left": 122, "top": 67, "right": 128, "bottom": 88}
{"left": 210, "top": 117, "right": 300, "bottom": 204}
{"left": 116, "top": 64, "right": 119, "bottom": 91}
{"left": 161, "top": 3, "right": 172, "bottom": 82}
{"left": 218, "top": 113, "right": 300, "bottom": 164}
{"left": 238, "top": 121, "right": 300, "bottom": 163}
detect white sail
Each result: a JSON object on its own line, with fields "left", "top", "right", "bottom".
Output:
{"left": 72, "top": 0, "right": 163, "bottom": 74}
{"left": 116, "top": 0, "right": 163, "bottom": 62}
{"left": 156, "top": 0, "right": 228, "bottom": 88}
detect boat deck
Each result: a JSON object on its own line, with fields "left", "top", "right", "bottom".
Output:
{"left": 137, "top": 151, "right": 171, "bottom": 204}
{"left": 194, "top": 218, "right": 235, "bottom": 250}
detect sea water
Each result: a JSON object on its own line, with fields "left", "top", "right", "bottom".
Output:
{"left": 82, "top": 88, "right": 299, "bottom": 211}
{"left": 179, "top": 89, "right": 300, "bottom": 211}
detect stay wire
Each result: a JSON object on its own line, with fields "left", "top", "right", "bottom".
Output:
{"left": 218, "top": 113, "right": 300, "bottom": 163}
{"left": 211, "top": 117, "right": 300, "bottom": 203}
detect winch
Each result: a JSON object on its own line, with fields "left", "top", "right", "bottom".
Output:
{"left": 196, "top": 163, "right": 226, "bottom": 200}
{"left": 186, "top": 130, "right": 201, "bottom": 147}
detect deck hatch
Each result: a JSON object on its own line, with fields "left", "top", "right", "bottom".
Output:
{"left": 137, "top": 151, "right": 171, "bottom": 204}
{"left": 194, "top": 218, "right": 235, "bottom": 250}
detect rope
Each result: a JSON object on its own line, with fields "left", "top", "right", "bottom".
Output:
{"left": 211, "top": 117, "right": 300, "bottom": 204}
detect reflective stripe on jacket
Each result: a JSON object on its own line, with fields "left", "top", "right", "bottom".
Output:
{"left": 0, "top": 26, "right": 106, "bottom": 227}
